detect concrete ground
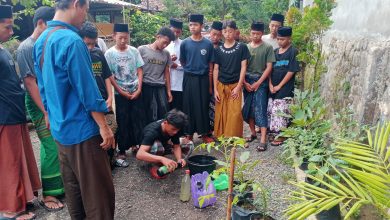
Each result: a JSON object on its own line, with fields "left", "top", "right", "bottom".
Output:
{"left": 29, "top": 125, "right": 295, "bottom": 220}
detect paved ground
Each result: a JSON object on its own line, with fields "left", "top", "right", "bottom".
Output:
{"left": 29, "top": 125, "right": 295, "bottom": 220}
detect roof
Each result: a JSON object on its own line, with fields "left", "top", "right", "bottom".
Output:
{"left": 90, "top": 0, "right": 142, "bottom": 9}
{"left": 139, "top": 0, "right": 165, "bottom": 11}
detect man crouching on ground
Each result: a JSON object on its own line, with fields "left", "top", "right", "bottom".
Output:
{"left": 136, "top": 109, "right": 193, "bottom": 179}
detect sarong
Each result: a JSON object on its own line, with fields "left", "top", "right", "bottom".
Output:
{"left": 242, "top": 74, "right": 268, "bottom": 127}
{"left": 0, "top": 124, "right": 41, "bottom": 213}
{"left": 214, "top": 82, "right": 243, "bottom": 137}
{"left": 244, "top": 74, "right": 268, "bottom": 128}
{"left": 25, "top": 93, "right": 64, "bottom": 196}
{"left": 267, "top": 98, "right": 293, "bottom": 133}
{"left": 209, "top": 94, "right": 215, "bottom": 132}
{"left": 170, "top": 91, "right": 183, "bottom": 111}
{"left": 182, "top": 73, "right": 210, "bottom": 135}
{"left": 115, "top": 94, "right": 146, "bottom": 153}
{"left": 142, "top": 84, "right": 169, "bottom": 124}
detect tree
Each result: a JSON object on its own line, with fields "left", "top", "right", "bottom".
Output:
{"left": 160, "top": 0, "right": 289, "bottom": 34}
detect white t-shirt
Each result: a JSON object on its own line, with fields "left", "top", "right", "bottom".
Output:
{"left": 97, "top": 38, "right": 108, "bottom": 53}
{"left": 262, "top": 34, "right": 279, "bottom": 49}
{"left": 166, "top": 38, "right": 184, "bottom": 91}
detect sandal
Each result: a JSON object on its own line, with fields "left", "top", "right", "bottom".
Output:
{"left": 256, "top": 143, "right": 267, "bottom": 152}
{"left": 39, "top": 197, "right": 64, "bottom": 212}
{"left": 271, "top": 140, "right": 284, "bottom": 146}
{"left": 0, "top": 211, "right": 36, "bottom": 220}
{"left": 115, "top": 158, "right": 129, "bottom": 167}
{"left": 245, "top": 134, "right": 257, "bottom": 143}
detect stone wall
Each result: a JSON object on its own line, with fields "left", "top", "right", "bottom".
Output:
{"left": 318, "top": 0, "right": 390, "bottom": 125}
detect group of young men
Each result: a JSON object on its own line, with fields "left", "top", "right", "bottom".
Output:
{"left": 0, "top": 0, "right": 300, "bottom": 219}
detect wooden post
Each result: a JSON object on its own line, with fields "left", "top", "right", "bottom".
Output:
{"left": 226, "top": 147, "right": 236, "bottom": 220}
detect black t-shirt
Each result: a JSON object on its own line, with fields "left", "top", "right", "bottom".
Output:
{"left": 0, "top": 48, "right": 26, "bottom": 125}
{"left": 90, "top": 48, "right": 112, "bottom": 100}
{"left": 141, "top": 120, "right": 181, "bottom": 147}
{"left": 214, "top": 42, "right": 251, "bottom": 84}
{"left": 271, "top": 46, "right": 300, "bottom": 99}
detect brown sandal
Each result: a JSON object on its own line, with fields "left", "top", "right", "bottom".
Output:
{"left": 245, "top": 134, "right": 257, "bottom": 143}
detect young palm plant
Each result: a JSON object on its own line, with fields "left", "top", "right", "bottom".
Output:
{"left": 285, "top": 122, "right": 390, "bottom": 220}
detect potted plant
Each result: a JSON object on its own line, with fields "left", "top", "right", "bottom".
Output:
{"left": 284, "top": 122, "right": 390, "bottom": 220}
{"left": 197, "top": 137, "right": 272, "bottom": 219}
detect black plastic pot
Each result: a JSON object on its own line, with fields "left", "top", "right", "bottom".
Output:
{"left": 232, "top": 205, "right": 260, "bottom": 220}
{"left": 316, "top": 204, "right": 341, "bottom": 220}
{"left": 299, "top": 158, "right": 309, "bottom": 171}
{"left": 187, "top": 155, "right": 216, "bottom": 175}
{"left": 305, "top": 176, "right": 316, "bottom": 185}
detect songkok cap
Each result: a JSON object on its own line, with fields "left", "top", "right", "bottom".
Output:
{"left": 0, "top": 5, "right": 13, "bottom": 19}
{"left": 271, "top": 13, "right": 284, "bottom": 23}
{"left": 113, "top": 23, "right": 129, "bottom": 33}
{"left": 188, "top": 14, "right": 204, "bottom": 24}
{"left": 33, "top": 6, "right": 55, "bottom": 27}
{"left": 277, "top": 26, "right": 292, "bottom": 37}
{"left": 169, "top": 18, "right": 183, "bottom": 29}
{"left": 211, "top": 21, "right": 222, "bottom": 31}
{"left": 251, "top": 21, "right": 264, "bottom": 32}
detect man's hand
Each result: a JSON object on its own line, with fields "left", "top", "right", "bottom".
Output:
{"left": 214, "top": 90, "right": 221, "bottom": 103}
{"left": 273, "top": 85, "right": 281, "bottom": 93}
{"left": 167, "top": 91, "right": 173, "bottom": 103}
{"left": 129, "top": 89, "right": 141, "bottom": 100}
{"left": 161, "top": 157, "right": 178, "bottom": 172}
{"left": 171, "top": 54, "right": 177, "bottom": 62}
{"left": 178, "top": 159, "right": 186, "bottom": 167}
{"left": 99, "top": 125, "right": 115, "bottom": 150}
{"left": 171, "top": 63, "right": 178, "bottom": 69}
{"left": 44, "top": 112, "right": 50, "bottom": 130}
{"left": 244, "top": 82, "right": 253, "bottom": 92}
{"left": 230, "top": 85, "right": 241, "bottom": 100}
{"left": 106, "top": 97, "right": 113, "bottom": 112}
{"left": 250, "top": 81, "right": 261, "bottom": 92}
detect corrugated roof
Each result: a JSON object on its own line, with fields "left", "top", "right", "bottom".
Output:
{"left": 90, "top": 0, "right": 143, "bottom": 9}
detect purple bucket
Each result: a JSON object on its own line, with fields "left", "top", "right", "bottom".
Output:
{"left": 191, "top": 171, "right": 217, "bottom": 208}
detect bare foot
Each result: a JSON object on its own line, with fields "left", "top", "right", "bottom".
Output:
{"left": 42, "top": 196, "right": 64, "bottom": 210}
{"left": 16, "top": 212, "right": 36, "bottom": 220}
{"left": 1, "top": 211, "right": 36, "bottom": 220}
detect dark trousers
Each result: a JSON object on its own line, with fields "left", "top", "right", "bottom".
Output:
{"left": 57, "top": 135, "right": 115, "bottom": 220}
{"left": 115, "top": 94, "right": 146, "bottom": 153}
{"left": 182, "top": 73, "right": 210, "bottom": 135}
{"left": 142, "top": 84, "right": 169, "bottom": 124}
{"left": 170, "top": 90, "right": 183, "bottom": 111}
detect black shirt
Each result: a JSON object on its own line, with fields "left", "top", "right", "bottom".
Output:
{"left": 141, "top": 120, "right": 181, "bottom": 147}
{"left": 90, "top": 48, "right": 112, "bottom": 100}
{"left": 271, "top": 46, "right": 300, "bottom": 99}
{"left": 214, "top": 42, "right": 251, "bottom": 84}
{"left": 0, "top": 47, "right": 26, "bottom": 125}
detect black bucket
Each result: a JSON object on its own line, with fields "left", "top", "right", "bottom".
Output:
{"left": 316, "top": 204, "right": 341, "bottom": 220}
{"left": 187, "top": 155, "right": 217, "bottom": 175}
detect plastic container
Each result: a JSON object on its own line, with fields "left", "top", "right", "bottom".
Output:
{"left": 180, "top": 170, "right": 191, "bottom": 202}
{"left": 187, "top": 155, "right": 216, "bottom": 175}
{"left": 190, "top": 171, "right": 216, "bottom": 208}
{"left": 213, "top": 173, "right": 229, "bottom": 191}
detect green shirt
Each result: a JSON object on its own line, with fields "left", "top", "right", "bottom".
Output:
{"left": 247, "top": 42, "right": 275, "bottom": 74}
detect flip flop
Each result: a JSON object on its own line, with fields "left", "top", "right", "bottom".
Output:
{"left": 115, "top": 158, "right": 129, "bottom": 167}
{"left": 39, "top": 197, "right": 64, "bottom": 212}
{"left": 0, "top": 211, "right": 36, "bottom": 220}
{"left": 271, "top": 140, "right": 284, "bottom": 146}
{"left": 256, "top": 143, "right": 267, "bottom": 152}
{"left": 245, "top": 135, "right": 257, "bottom": 143}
